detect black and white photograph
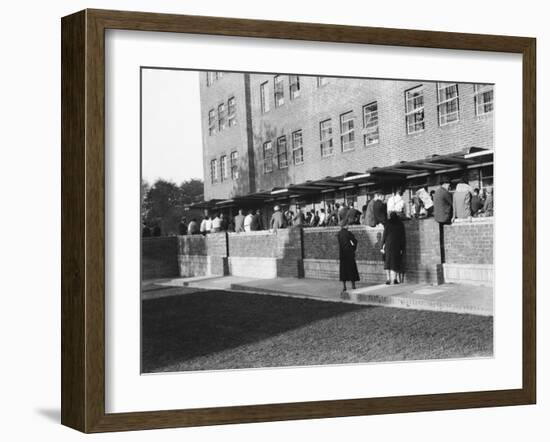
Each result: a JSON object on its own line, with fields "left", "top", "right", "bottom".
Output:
{"left": 140, "top": 68, "right": 495, "bottom": 374}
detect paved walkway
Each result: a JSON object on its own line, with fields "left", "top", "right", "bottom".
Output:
{"left": 149, "top": 276, "right": 493, "bottom": 316}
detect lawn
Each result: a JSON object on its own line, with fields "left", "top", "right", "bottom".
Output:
{"left": 141, "top": 288, "right": 493, "bottom": 373}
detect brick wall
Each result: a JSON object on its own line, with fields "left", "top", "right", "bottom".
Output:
{"left": 228, "top": 231, "right": 279, "bottom": 257}
{"left": 302, "top": 221, "right": 442, "bottom": 284}
{"left": 443, "top": 219, "right": 493, "bottom": 264}
{"left": 142, "top": 237, "right": 179, "bottom": 279}
{"left": 144, "top": 219, "right": 493, "bottom": 284}
{"left": 227, "top": 228, "right": 303, "bottom": 278}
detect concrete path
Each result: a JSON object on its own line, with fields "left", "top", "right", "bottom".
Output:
{"left": 151, "top": 276, "right": 493, "bottom": 316}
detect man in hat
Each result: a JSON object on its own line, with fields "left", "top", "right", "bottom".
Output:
{"left": 270, "top": 205, "right": 286, "bottom": 231}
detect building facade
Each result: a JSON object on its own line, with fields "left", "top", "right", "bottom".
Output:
{"left": 199, "top": 71, "right": 494, "bottom": 211}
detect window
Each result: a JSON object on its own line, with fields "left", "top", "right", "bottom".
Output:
{"left": 263, "top": 141, "right": 273, "bottom": 173}
{"left": 474, "top": 84, "right": 494, "bottom": 116}
{"left": 260, "top": 81, "right": 270, "bottom": 113}
{"left": 437, "top": 82, "right": 460, "bottom": 126}
{"left": 292, "top": 130, "right": 304, "bottom": 165}
{"left": 320, "top": 119, "right": 333, "bottom": 157}
{"left": 340, "top": 111, "right": 355, "bottom": 151}
{"left": 289, "top": 75, "right": 300, "bottom": 100}
{"left": 220, "top": 155, "right": 227, "bottom": 181}
{"left": 210, "top": 159, "right": 218, "bottom": 184}
{"left": 405, "top": 85, "right": 425, "bottom": 134}
{"left": 230, "top": 151, "right": 239, "bottom": 179}
{"left": 206, "top": 71, "right": 215, "bottom": 87}
{"left": 228, "top": 97, "right": 237, "bottom": 127}
{"left": 363, "top": 101, "right": 379, "bottom": 146}
{"left": 317, "top": 76, "right": 329, "bottom": 87}
{"left": 218, "top": 103, "right": 226, "bottom": 131}
{"left": 274, "top": 75, "right": 284, "bottom": 107}
{"left": 277, "top": 136, "right": 288, "bottom": 169}
{"left": 208, "top": 109, "right": 216, "bottom": 136}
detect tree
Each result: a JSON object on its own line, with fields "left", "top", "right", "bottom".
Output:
{"left": 142, "top": 178, "right": 204, "bottom": 235}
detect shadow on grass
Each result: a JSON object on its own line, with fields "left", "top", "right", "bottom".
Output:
{"left": 141, "top": 290, "right": 368, "bottom": 373}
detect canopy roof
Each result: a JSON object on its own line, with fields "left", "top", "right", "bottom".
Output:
{"left": 192, "top": 147, "right": 493, "bottom": 208}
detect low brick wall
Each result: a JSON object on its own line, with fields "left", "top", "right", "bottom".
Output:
{"left": 142, "top": 236, "right": 179, "bottom": 279}
{"left": 142, "top": 218, "right": 494, "bottom": 285}
{"left": 176, "top": 233, "right": 228, "bottom": 277}
{"left": 227, "top": 228, "right": 303, "bottom": 278}
{"left": 443, "top": 219, "right": 494, "bottom": 285}
{"left": 302, "top": 221, "right": 442, "bottom": 284}
{"left": 443, "top": 219, "right": 493, "bottom": 264}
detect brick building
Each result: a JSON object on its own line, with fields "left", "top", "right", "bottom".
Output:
{"left": 198, "top": 71, "right": 494, "bottom": 216}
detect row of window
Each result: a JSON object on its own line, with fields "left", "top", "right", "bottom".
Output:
{"left": 208, "top": 96, "right": 237, "bottom": 135}
{"left": 405, "top": 83, "right": 493, "bottom": 134}
{"left": 210, "top": 151, "right": 239, "bottom": 184}
{"left": 258, "top": 83, "right": 493, "bottom": 173}
{"left": 260, "top": 76, "right": 330, "bottom": 113}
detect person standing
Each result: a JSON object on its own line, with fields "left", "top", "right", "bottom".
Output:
{"left": 364, "top": 197, "right": 376, "bottom": 227}
{"left": 243, "top": 210, "right": 254, "bottom": 232}
{"left": 453, "top": 180, "right": 472, "bottom": 221}
{"left": 345, "top": 201, "right": 361, "bottom": 225}
{"left": 337, "top": 225, "right": 360, "bottom": 293}
{"left": 187, "top": 218, "right": 199, "bottom": 235}
{"left": 312, "top": 210, "right": 320, "bottom": 227}
{"left": 338, "top": 203, "right": 349, "bottom": 226}
{"left": 211, "top": 213, "right": 222, "bottom": 232}
{"left": 433, "top": 180, "right": 453, "bottom": 225}
{"left": 471, "top": 188, "right": 483, "bottom": 215}
{"left": 372, "top": 193, "right": 387, "bottom": 226}
{"left": 318, "top": 208, "right": 326, "bottom": 227}
{"left": 381, "top": 212, "right": 406, "bottom": 284}
{"left": 234, "top": 209, "right": 245, "bottom": 233}
{"left": 293, "top": 207, "right": 305, "bottom": 227}
{"left": 250, "top": 209, "right": 263, "bottom": 231}
{"left": 178, "top": 217, "right": 188, "bottom": 235}
{"left": 387, "top": 188, "right": 405, "bottom": 218}
{"left": 270, "top": 205, "right": 286, "bottom": 231}
{"left": 433, "top": 178, "right": 453, "bottom": 262}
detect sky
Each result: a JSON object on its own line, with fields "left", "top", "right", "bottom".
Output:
{"left": 141, "top": 69, "right": 204, "bottom": 185}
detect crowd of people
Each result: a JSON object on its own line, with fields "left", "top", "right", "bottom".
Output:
{"left": 149, "top": 179, "right": 493, "bottom": 293}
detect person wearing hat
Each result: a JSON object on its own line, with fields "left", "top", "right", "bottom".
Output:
{"left": 337, "top": 224, "right": 360, "bottom": 293}
{"left": 270, "top": 205, "right": 286, "bottom": 231}
{"left": 433, "top": 177, "right": 453, "bottom": 262}
{"left": 433, "top": 178, "right": 453, "bottom": 225}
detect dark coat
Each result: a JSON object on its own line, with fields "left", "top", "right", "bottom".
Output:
{"left": 364, "top": 200, "right": 376, "bottom": 227}
{"left": 337, "top": 228, "right": 360, "bottom": 282}
{"left": 372, "top": 200, "right": 387, "bottom": 226}
{"left": 250, "top": 214, "right": 263, "bottom": 231}
{"left": 433, "top": 187, "right": 453, "bottom": 224}
{"left": 345, "top": 208, "right": 361, "bottom": 225}
{"left": 382, "top": 217, "right": 406, "bottom": 272}
{"left": 471, "top": 195, "right": 483, "bottom": 214}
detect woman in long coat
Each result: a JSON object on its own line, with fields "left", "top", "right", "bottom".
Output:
{"left": 382, "top": 212, "right": 406, "bottom": 284}
{"left": 337, "top": 226, "right": 360, "bottom": 292}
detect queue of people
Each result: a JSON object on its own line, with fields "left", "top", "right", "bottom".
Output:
{"left": 145, "top": 181, "right": 493, "bottom": 239}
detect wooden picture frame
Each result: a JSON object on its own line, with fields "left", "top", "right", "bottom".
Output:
{"left": 61, "top": 9, "right": 536, "bottom": 433}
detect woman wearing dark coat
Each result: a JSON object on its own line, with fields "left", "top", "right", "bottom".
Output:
{"left": 381, "top": 212, "right": 406, "bottom": 284}
{"left": 337, "top": 226, "right": 360, "bottom": 292}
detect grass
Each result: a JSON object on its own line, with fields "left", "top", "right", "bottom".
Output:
{"left": 141, "top": 289, "right": 493, "bottom": 373}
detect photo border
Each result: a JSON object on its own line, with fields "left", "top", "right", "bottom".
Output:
{"left": 61, "top": 9, "right": 536, "bottom": 433}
